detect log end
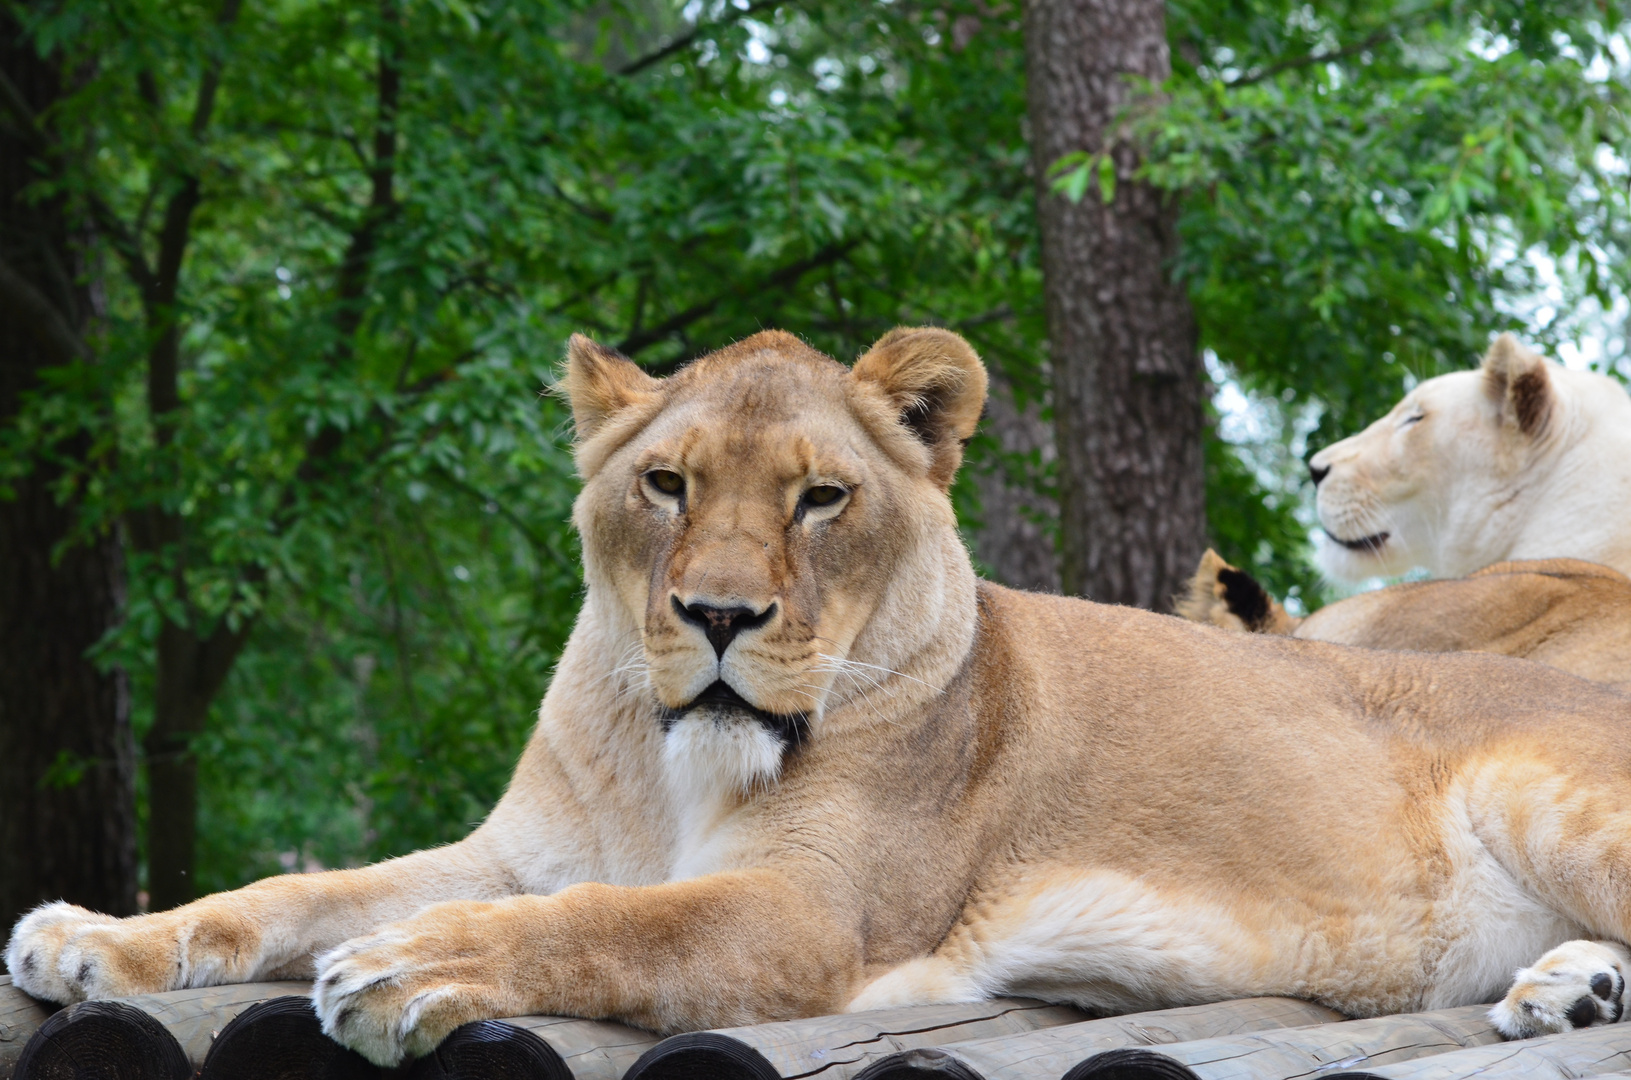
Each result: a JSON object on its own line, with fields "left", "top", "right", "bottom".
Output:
{"left": 1061, "top": 1048, "right": 1202, "bottom": 1080}
{"left": 853, "top": 1047, "right": 987, "bottom": 1080}
{"left": 404, "top": 1020, "right": 571, "bottom": 1080}
{"left": 15, "top": 1001, "right": 189, "bottom": 1080}
{"left": 623, "top": 1031, "right": 782, "bottom": 1080}
{"left": 197, "top": 996, "right": 378, "bottom": 1080}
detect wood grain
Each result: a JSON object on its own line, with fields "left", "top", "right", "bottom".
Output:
{"left": 14, "top": 1000, "right": 189, "bottom": 1080}
{"left": 1319, "top": 1018, "right": 1631, "bottom": 1079}
{"left": 0, "top": 978, "right": 55, "bottom": 1080}
{"left": 853, "top": 997, "right": 1344, "bottom": 1080}
{"left": 196, "top": 994, "right": 378, "bottom": 1080}
{"left": 1063, "top": 1004, "right": 1497, "bottom": 1079}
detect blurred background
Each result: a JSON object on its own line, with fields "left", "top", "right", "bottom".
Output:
{"left": 2, "top": 0, "right": 1628, "bottom": 926}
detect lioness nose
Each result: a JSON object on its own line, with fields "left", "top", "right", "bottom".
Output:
{"left": 1309, "top": 462, "right": 1331, "bottom": 486}
{"left": 672, "top": 597, "right": 776, "bottom": 659}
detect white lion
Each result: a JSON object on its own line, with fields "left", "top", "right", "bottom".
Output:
{"left": 1309, "top": 334, "right": 1631, "bottom": 583}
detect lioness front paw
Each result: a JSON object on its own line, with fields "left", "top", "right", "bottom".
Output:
{"left": 313, "top": 904, "right": 515, "bottom": 1068}
{"left": 5, "top": 902, "right": 119, "bottom": 1003}
{"left": 1491, "top": 939, "right": 1629, "bottom": 1038}
{"left": 6, "top": 900, "right": 263, "bottom": 1004}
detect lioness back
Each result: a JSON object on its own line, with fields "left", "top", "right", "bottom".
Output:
{"left": 1181, "top": 551, "right": 1631, "bottom": 690}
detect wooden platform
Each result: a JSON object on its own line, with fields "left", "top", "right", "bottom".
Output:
{"left": 8, "top": 975, "right": 1631, "bottom": 1080}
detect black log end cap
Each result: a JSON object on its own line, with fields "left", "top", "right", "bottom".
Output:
{"left": 403, "top": 1020, "right": 571, "bottom": 1080}
{"left": 622, "top": 1032, "right": 781, "bottom": 1080}
{"left": 197, "top": 995, "right": 378, "bottom": 1080}
{"left": 1061, "top": 1048, "right": 1203, "bottom": 1080}
{"left": 854, "top": 1047, "right": 986, "bottom": 1080}
{"left": 16, "top": 1000, "right": 190, "bottom": 1080}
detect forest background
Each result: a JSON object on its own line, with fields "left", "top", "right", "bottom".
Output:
{"left": 2, "top": 0, "right": 1629, "bottom": 924}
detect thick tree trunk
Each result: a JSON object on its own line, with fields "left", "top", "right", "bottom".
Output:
{"left": 0, "top": 17, "right": 138, "bottom": 930}
{"left": 971, "top": 368, "right": 1060, "bottom": 593}
{"left": 1022, "top": 0, "right": 1207, "bottom": 610}
{"left": 144, "top": 621, "right": 249, "bottom": 910}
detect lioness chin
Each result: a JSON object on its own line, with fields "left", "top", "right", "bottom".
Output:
{"left": 9, "top": 329, "right": 1631, "bottom": 1066}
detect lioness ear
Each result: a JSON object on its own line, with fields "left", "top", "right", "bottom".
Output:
{"left": 1481, "top": 333, "right": 1552, "bottom": 437}
{"left": 561, "top": 334, "right": 660, "bottom": 441}
{"left": 852, "top": 327, "right": 988, "bottom": 488}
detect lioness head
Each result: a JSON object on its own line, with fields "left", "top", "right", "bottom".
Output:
{"left": 1306, "top": 334, "right": 1566, "bottom": 582}
{"left": 563, "top": 328, "right": 985, "bottom": 793}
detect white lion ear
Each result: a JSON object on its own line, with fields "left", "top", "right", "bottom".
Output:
{"left": 559, "top": 334, "right": 661, "bottom": 442}
{"left": 1481, "top": 333, "right": 1553, "bottom": 437}
{"left": 851, "top": 327, "right": 988, "bottom": 488}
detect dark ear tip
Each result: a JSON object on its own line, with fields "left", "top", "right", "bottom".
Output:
{"left": 1217, "top": 566, "right": 1272, "bottom": 631}
{"left": 567, "top": 334, "right": 634, "bottom": 365}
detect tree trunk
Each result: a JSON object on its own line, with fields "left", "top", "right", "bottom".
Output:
{"left": 1022, "top": 0, "right": 1206, "bottom": 610}
{"left": 144, "top": 620, "right": 250, "bottom": 910}
{"left": 971, "top": 368, "right": 1060, "bottom": 593}
{"left": 0, "top": 16, "right": 138, "bottom": 930}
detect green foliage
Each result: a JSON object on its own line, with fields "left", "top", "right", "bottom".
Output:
{"left": 10, "top": 0, "right": 1630, "bottom": 887}
{"left": 6, "top": 0, "right": 1043, "bottom": 888}
{"left": 1153, "top": 0, "right": 1631, "bottom": 601}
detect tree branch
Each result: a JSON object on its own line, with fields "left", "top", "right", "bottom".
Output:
{"left": 0, "top": 65, "right": 47, "bottom": 154}
{"left": 617, "top": 239, "right": 857, "bottom": 357}
{"left": 143, "top": 0, "right": 245, "bottom": 442}
{"left": 618, "top": 0, "right": 786, "bottom": 76}
{"left": 1225, "top": 25, "right": 1397, "bottom": 88}
{"left": 0, "top": 50, "right": 153, "bottom": 288}
{"left": 330, "top": 0, "right": 401, "bottom": 356}
{"left": 0, "top": 251, "right": 90, "bottom": 364}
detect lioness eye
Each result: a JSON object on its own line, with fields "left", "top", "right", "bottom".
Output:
{"left": 647, "top": 470, "right": 685, "bottom": 496}
{"left": 804, "top": 485, "right": 846, "bottom": 507}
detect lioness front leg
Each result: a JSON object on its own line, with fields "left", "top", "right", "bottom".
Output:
{"left": 1491, "top": 940, "right": 1631, "bottom": 1038}
{"left": 5, "top": 842, "right": 512, "bottom": 1004}
{"left": 312, "top": 868, "right": 859, "bottom": 1067}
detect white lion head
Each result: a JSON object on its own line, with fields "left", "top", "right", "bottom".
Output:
{"left": 1307, "top": 334, "right": 1631, "bottom": 583}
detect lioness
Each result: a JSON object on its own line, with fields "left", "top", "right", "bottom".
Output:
{"left": 1309, "top": 333, "right": 1631, "bottom": 583}
{"left": 10, "top": 329, "right": 1631, "bottom": 1066}
{"left": 1180, "top": 550, "right": 1631, "bottom": 690}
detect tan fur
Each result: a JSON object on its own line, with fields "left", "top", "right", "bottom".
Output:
{"left": 1181, "top": 551, "right": 1631, "bottom": 690}
{"left": 11, "top": 329, "right": 1631, "bottom": 1065}
{"left": 1176, "top": 549, "right": 1301, "bottom": 634}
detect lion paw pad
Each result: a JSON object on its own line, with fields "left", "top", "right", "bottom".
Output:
{"left": 1491, "top": 940, "right": 1629, "bottom": 1039}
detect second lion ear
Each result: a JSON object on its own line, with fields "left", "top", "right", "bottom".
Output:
{"left": 1481, "top": 333, "right": 1553, "bottom": 437}
{"left": 852, "top": 327, "right": 988, "bottom": 488}
{"left": 560, "top": 334, "right": 660, "bottom": 442}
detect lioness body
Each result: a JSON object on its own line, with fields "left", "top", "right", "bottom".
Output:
{"left": 1181, "top": 553, "right": 1631, "bottom": 690}
{"left": 10, "top": 331, "right": 1631, "bottom": 1064}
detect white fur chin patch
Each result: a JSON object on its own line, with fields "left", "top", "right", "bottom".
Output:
{"left": 662, "top": 713, "right": 785, "bottom": 797}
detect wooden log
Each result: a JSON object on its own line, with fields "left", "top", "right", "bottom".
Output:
{"left": 13, "top": 981, "right": 319, "bottom": 1080}
{"left": 624, "top": 998, "right": 1091, "bottom": 1080}
{"left": 1317, "top": 1018, "right": 1631, "bottom": 1079}
{"left": 117, "top": 981, "right": 311, "bottom": 1067}
{"left": 14, "top": 1002, "right": 190, "bottom": 1080}
{"left": 849, "top": 997, "right": 1346, "bottom": 1080}
{"left": 1059, "top": 1004, "right": 1497, "bottom": 1080}
{"left": 1, "top": 976, "right": 56, "bottom": 1080}
{"left": 196, "top": 994, "right": 379, "bottom": 1080}
{"left": 404, "top": 1015, "right": 661, "bottom": 1080}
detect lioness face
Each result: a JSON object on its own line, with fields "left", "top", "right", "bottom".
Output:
{"left": 1308, "top": 334, "right": 1555, "bottom": 582}
{"left": 563, "top": 329, "right": 985, "bottom": 792}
